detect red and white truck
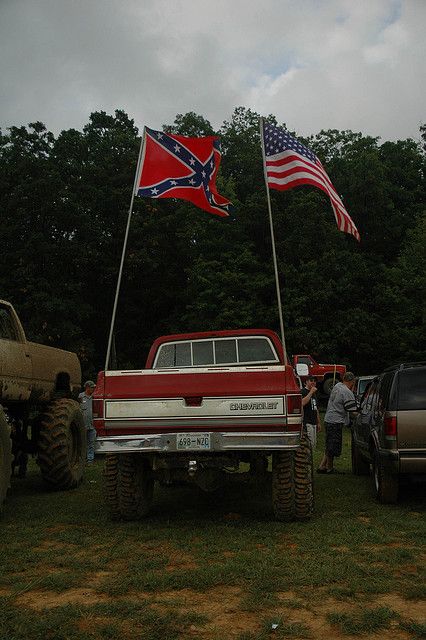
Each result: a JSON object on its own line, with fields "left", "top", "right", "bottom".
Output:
{"left": 292, "top": 354, "right": 346, "bottom": 395}
{"left": 93, "top": 329, "right": 313, "bottom": 522}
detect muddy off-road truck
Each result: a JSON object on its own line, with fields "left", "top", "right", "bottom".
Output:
{"left": 0, "top": 300, "right": 86, "bottom": 512}
{"left": 94, "top": 329, "right": 314, "bottom": 522}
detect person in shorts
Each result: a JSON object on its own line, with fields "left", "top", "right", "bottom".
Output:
{"left": 317, "top": 372, "right": 358, "bottom": 474}
{"left": 78, "top": 380, "right": 96, "bottom": 463}
{"left": 301, "top": 375, "right": 321, "bottom": 449}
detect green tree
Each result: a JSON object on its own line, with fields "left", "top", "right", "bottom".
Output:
{"left": 375, "top": 213, "right": 426, "bottom": 365}
{"left": 1, "top": 111, "right": 425, "bottom": 377}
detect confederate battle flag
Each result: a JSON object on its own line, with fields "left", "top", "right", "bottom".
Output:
{"left": 135, "top": 127, "right": 233, "bottom": 217}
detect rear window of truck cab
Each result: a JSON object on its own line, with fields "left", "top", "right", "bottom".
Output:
{"left": 153, "top": 337, "right": 279, "bottom": 368}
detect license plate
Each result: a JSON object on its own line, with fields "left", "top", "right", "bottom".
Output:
{"left": 176, "top": 433, "right": 211, "bottom": 450}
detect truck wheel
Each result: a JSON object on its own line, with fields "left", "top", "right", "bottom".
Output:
{"left": 373, "top": 450, "right": 398, "bottom": 503}
{"left": 322, "top": 377, "right": 338, "bottom": 396}
{"left": 37, "top": 399, "right": 86, "bottom": 489}
{"left": 103, "top": 453, "right": 154, "bottom": 521}
{"left": 272, "top": 437, "right": 314, "bottom": 522}
{"left": 103, "top": 454, "right": 121, "bottom": 521}
{"left": 272, "top": 450, "right": 295, "bottom": 521}
{"left": 0, "top": 407, "right": 12, "bottom": 514}
{"left": 351, "top": 435, "right": 370, "bottom": 475}
{"left": 294, "top": 434, "right": 314, "bottom": 520}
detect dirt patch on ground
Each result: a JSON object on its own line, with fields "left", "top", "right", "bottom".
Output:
{"left": 362, "top": 542, "right": 416, "bottom": 551}
{"left": 153, "top": 588, "right": 419, "bottom": 639}
{"left": 148, "top": 586, "right": 259, "bottom": 637}
{"left": 124, "top": 588, "right": 420, "bottom": 639}
{"left": 357, "top": 515, "right": 371, "bottom": 524}
{"left": 137, "top": 540, "right": 199, "bottom": 572}
{"left": 165, "top": 560, "right": 198, "bottom": 571}
{"left": 374, "top": 594, "right": 426, "bottom": 622}
{"left": 15, "top": 587, "right": 112, "bottom": 610}
{"left": 44, "top": 525, "right": 68, "bottom": 534}
{"left": 31, "top": 539, "right": 91, "bottom": 562}
{"left": 393, "top": 563, "right": 419, "bottom": 577}
{"left": 10, "top": 578, "right": 424, "bottom": 639}
{"left": 77, "top": 616, "right": 113, "bottom": 635}
{"left": 32, "top": 540, "right": 73, "bottom": 553}
{"left": 85, "top": 570, "right": 117, "bottom": 589}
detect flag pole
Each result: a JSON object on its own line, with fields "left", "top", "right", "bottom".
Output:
{"left": 259, "top": 117, "right": 288, "bottom": 364}
{"left": 104, "top": 127, "right": 146, "bottom": 371}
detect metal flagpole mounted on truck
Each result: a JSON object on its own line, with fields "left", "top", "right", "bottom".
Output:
{"left": 259, "top": 117, "right": 288, "bottom": 365}
{"left": 104, "top": 128, "right": 147, "bottom": 371}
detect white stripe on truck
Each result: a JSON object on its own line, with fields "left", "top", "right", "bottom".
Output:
{"left": 105, "top": 396, "right": 285, "bottom": 419}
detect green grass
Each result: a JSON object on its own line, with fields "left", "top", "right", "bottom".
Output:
{"left": 327, "top": 606, "right": 396, "bottom": 635}
{"left": 1, "top": 428, "right": 425, "bottom": 639}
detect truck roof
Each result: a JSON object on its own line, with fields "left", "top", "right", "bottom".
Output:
{"left": 152, "top": 328, "right": 280, "bottom": 343}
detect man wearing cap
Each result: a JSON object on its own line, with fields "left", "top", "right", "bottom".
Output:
{"left": 301, "top": 376, "right": 321, "bottom": 450}
{"left": 317, "top": 372, "right": 358, "bottom": 474}
{"left": 78, "top": 380, "right": 96, "bottom": 463}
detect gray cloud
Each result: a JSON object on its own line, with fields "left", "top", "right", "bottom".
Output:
{"left": 0, "top": 0, "right": 424, "bottom": 141}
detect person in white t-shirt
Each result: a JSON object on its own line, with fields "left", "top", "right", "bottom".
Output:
{"left": 317, "top": 372, "right": 358, "bottom": 474}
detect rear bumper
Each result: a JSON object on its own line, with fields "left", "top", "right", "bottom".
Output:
{"left": 379, "top": 448, "right": 426, "bottom": 475}
{"left": 399, "top": 452, "right": 426, "bottom": 474}
{"left": 95, "top": 431, "right": 301, "bottom": 454}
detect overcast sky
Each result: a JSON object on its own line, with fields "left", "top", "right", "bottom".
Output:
{"left": 1, "top": 0, "right": 424, "bottom": 142}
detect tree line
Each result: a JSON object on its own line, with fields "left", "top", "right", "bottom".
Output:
{"left": 0, "top": 108, "right": 425, "bottom": 379}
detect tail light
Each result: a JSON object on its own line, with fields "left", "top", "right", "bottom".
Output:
{"left": 92, "top": 398, "right": 104, "bottom": 419}
{"left": 287, "top": 394, "right": 302, "bottom": 415}
{"left": 384, "top": 412, "right": 397, "bottom": 437}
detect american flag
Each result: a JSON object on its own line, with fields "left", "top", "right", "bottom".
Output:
{"left": 136, "top": 127, "right": 232, "bottom": 217}
{"left": 262, "top": 121, "right": 360, "bottom": 241}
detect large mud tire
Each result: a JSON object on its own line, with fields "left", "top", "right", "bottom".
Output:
{"left": 103, "top": 453, "right": 154, "bottom": 521}
{"left": 373, "top": 450, "right": 398, "bottom": 504}
{"left": 0, "top": 407, "right": 13, "bottom": 514}
{"left": 351, "top": 435, "right": 370, "bottom": 476}
{"left": 37, "top": 399, "right": 86, "bottom": 489}
{"left": 272, "top": 450, "right": 295, "bottom": 521}
{"left": 272, "top": 436, "right": 314, "bottom": 522}
{"left": 294, "top": 434, "right": 314, "bottom": 520}
{"left": 103, "top": 454, "right": 121, "bottom": 521}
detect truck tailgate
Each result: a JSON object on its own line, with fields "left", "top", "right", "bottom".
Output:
{"left": 95, "top": 365, "right": 300, "bottom": 436}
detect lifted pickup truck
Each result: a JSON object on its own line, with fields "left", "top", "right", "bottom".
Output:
{"left": 94, "top": 329, "right": 314, "bottom": 521}
{"left": 0, "top": 300, "right": 86, "bottom": 511}
{"left": 292, "top": 354, "right": 346, "bottom": 395}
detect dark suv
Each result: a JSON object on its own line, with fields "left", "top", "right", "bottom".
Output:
{"left": 351, "top": 362, "right": 426, "bottom": 503}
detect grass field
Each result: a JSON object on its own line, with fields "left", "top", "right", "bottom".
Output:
{"left": 1, "top": 429, "right": 425, "bottom": 640}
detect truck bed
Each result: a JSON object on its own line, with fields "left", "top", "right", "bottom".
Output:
{"left": 93, "top": 365, "right": 302, "bottom": 453}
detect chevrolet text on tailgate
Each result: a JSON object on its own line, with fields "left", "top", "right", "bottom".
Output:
{"left": 93, "top": 329, "right": 314, "bottom": 521}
